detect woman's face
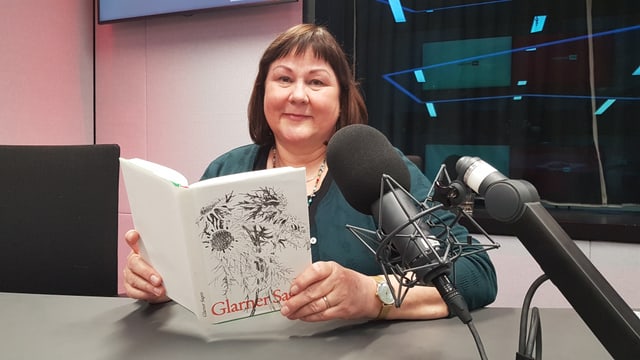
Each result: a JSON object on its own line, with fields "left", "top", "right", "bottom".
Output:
{"left": 264, "top": 49, "right": 340, "bottom": 150}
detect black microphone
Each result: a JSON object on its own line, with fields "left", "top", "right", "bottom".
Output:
{"left": 327, "top": 124, "right": 471, "bottom": 323}
{"left": 456, "top": 156, "right": 640, "bottom": 359}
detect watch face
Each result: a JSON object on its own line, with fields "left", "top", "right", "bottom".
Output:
{"left": 377, "top": 282, "right": 395, "bottom": 305}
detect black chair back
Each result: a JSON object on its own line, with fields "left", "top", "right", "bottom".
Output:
{"left": 0, "top": 144, "right": 120, "bottom": 296}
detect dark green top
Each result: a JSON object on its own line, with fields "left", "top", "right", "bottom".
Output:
{"left": 201, "top": 144, "right": 497, "bottom": 311}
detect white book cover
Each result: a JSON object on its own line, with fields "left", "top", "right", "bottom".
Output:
{"left": 120, "top": 158, "right": 311, "bottom": 324}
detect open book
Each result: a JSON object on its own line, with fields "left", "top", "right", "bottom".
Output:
{"left": 120, "top": 158, "right": 312, "bottom": 324}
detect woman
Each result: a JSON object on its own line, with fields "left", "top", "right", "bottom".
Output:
{"left": 123, "top": 23, "right": 497, "bottom": 322}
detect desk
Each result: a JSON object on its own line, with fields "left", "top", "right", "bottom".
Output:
{"left": 0, "top": 292, "right": 613, "bottom": 359}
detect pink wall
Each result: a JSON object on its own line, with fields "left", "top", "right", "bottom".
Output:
{"left": 94, "top": 2, "right": 303, "bottom": 294}
{"left": 0, "top": 0, "right": 93, "bottom": 145}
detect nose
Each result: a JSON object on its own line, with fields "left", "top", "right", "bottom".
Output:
{"left": 289, "top": 81, "right": 309, "bottom": 104}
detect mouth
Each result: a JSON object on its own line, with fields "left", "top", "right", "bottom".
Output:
{"left": 283, "top": 113, "right": 311, "bottom": 121}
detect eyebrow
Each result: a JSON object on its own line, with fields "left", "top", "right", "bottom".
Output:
{"left": 271, "top": 64, "right": 333, "bottom": 76}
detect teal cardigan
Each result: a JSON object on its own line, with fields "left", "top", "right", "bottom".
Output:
{"left": 201, "top": 144, "right": 497, "bottom": 310}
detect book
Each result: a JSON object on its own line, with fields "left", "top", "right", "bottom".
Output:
{"left": 119, "top": 158, "right": 312, "bottom": 324}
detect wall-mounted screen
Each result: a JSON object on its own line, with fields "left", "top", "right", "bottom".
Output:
{"left": 98, "top": 0, "right": 298, "bottom": 24}
{"left": 422, "top": 36, "right": 512, "bottom": 91}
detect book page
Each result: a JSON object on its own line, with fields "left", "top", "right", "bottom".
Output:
{"left": 125, "top": 158, "right": 189, "bottom": 187}
{"left": 120, "top": 158, "right": 198, "bottom": 312}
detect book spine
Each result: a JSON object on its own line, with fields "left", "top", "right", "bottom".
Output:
{"left": 178, "top": 190, "right": 211, "bottom": 321}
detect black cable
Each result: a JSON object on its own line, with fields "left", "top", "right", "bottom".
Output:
{"left": 528, "top": 307, "right": 542, "bottom": 360}
{"left": 525, "top": 307, "right": 541, "bottom": 355}
{"left": 517, "top": 274, "right": 549, "bottom": 359}
{"left": 432, "top": 277, "right": 487, "bottom": 359}
{"left": 467, "top": 320, "right": 489, "bottom": 360}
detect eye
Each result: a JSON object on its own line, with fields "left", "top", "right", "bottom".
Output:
{"left": 309, "top": 79, "right": 325, "bottom": 87}
{"left": 278, "top": 76, "right": 293, "bottom": 83}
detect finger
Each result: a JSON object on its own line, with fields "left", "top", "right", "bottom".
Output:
{"left": 124, "top": 283, "right": 168, "bottom": 303}
{"left": 299, "top": 309, "right": 334, "bottom": 322}
{"left": 322, "top": 295, "right": 332, "bottom": 310}
{"left": 283, "top": 295, "right": 332, "bottom": 320}
{"left": 290, "top": 261, "right": 334, "bottom": 295}
{"left": 125, "top": 229, "right": 140, "bottom": 253}
{"left": 126, "top": 252, "right": 164, "bottom": 289}
{"left": 297, "top": 296, "right": 336, "bottom": 322}
{"left": 282, "top": 262, "right": 339, "bottom": 318}
{"left": 282, "top": 278, "right": 326, "bottom": 317}
{"left": 122, "top": 265, "right": 166, "bottom": 301}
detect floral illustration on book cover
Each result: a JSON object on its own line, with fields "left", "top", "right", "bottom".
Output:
{"left": 195, "top": 186, "right": 309, "bottom": 321}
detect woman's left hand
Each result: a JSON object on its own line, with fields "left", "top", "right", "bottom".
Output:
{"left": 280, "top": 261, "right": 379, "bottom": 321}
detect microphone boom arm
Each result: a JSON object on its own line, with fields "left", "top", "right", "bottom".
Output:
{"left": 481, "top": 178, "right": 640, "bottom": 359}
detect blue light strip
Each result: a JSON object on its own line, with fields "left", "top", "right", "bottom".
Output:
{"left": 517, "top": 80, "right": 528, "bottom": 86}
{"left": 382, "top": 74, "right": 423, "bottom": 103}
{"left": 525, "top": 94, "right": 638, "bottom": 101}
{"left": 633, "top": 65, "right": 640, "bottom": 76}
{"left": 376, "top": 0, "right": 511, "bottom": 15}
{"left": 530, "top": 15, "right": 547, "bottom": 33}
{"left": 426, "top": 103, "right": 437, "bottom": 117}
{"left": 409, "top": 93, "right": 640, "bottom": 116}
{"left": 427, "top": 94, "right": 517, "bottom": 104}
{"left": 414, "top": 70, "right": 426, "bottom": 83}
{"left": 421, "top": 0, "right": 511, "bottom": 13}
{"left": 417, "top": 94, "right": 639, "bottom": 105}
{"left": 595, "top": 99, "right": 616, "bottom": 115}
{"left": 388, "top": 0, "right": 406, "bottom": 23}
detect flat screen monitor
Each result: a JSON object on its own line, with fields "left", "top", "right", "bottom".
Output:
{"left": 98, "top": 0, "right": 298, "bottom": 24}
{"left": 422, "top": 36, "right": 512, "bottom": 90}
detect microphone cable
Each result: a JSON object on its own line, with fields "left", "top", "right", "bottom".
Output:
{"left": 517, "top": 274, "right": 549, "bottom": 360}
{"left": 433, "top": 275, "right": 488, "bottom": 360}
{"left": 468, "top": 319, "right": 489, "bottom": 360}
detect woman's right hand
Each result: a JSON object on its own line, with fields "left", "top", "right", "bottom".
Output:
{"left": 122, "top": 230, "right": 170, "bottom": 303}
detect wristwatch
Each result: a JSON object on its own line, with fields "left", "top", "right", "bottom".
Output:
{"left": 373, "top": 275, "right": 394, "bottom": 320}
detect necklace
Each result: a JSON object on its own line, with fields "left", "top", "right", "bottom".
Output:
{"left": 272, "top": 147, "right": 326, "bottom": 206}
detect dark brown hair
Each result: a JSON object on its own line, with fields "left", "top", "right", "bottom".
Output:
{"left": 248, "top": 23, "right": 368, "bottom": 145}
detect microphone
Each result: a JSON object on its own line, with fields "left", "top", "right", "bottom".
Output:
{"left": 456, "top": 156, "right": 640, "bottom": 359}
{"left": 327, "top": 124, "right": 472, "bottom": 323}
{"left": 456, "top": 156, "right": 540, "bottom": 223}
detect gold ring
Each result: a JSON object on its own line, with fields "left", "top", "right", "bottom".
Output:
{"left": 322, "top": 295, "right": 331, "bottom": 309}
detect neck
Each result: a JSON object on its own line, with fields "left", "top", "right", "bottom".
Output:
{"left": 271, "top": 145, "right": 328, "bottom": 202}
{"left": 271, "top": 144, "right": 326, "bottom": 169}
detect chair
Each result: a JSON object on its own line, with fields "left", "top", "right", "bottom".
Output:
{"left": 0, "top": 144, "right": 120, "bottom": 296}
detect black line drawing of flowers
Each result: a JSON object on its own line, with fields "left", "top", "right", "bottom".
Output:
{"left": 196, "top": 186, "right": 308, "bottom": 316}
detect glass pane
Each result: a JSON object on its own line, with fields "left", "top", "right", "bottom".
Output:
{"left": 353, "top": 0, "right": 640, "bottom": 208}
